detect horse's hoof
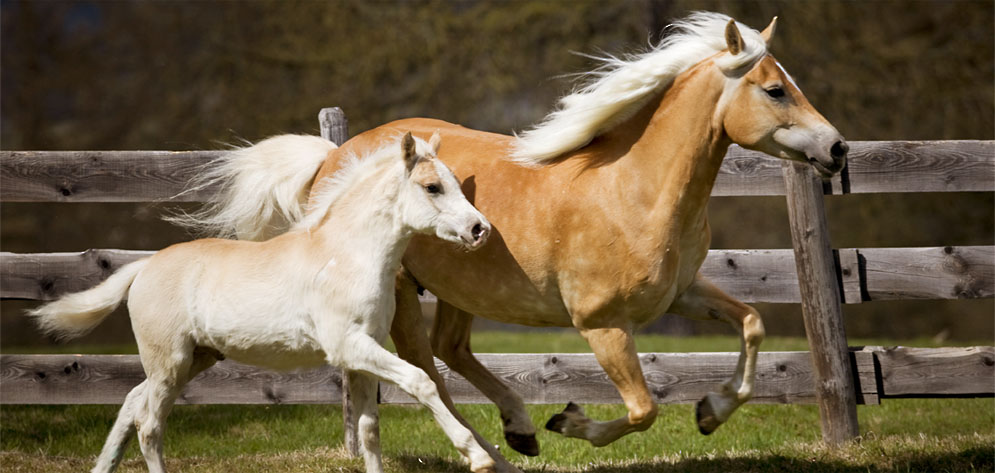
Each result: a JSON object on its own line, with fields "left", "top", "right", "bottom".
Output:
{"left": 545, "top": 412, "right": 568, "bottom": 434}
{"left": 504, "top": 431, "right": 539, "bottom": 456}
{"left": 695, "top": 397, "right": 721, "bottom": 435}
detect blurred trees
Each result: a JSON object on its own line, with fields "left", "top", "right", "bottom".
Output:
{"left": 2, "top": 0, "right": 992, "bottom": 345}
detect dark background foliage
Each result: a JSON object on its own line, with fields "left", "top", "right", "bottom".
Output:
{"left": 2, "top": 0, "right": 992, "bottom": 346}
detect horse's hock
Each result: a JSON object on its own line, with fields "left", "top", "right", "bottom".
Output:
{"left": 1, "top": 109, "right": 993, "bottom": 446}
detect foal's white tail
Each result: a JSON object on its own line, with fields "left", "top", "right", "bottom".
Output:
{"left": 27, "top": 259, "right": 149, "bottom": 341}
{"left": 167, "top": 135, "right": 336, "bottom": 241}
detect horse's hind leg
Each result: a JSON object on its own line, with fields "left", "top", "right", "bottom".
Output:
{"left": 668, "top": 274, "right": 765, "bottom": 434}
{"left": 431, "top": 301, "right": 538, "bottom": 456}
{"left": 347, "top": 370, "right": 383, "bottom": 473}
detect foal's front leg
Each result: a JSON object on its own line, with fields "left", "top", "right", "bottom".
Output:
{"left": 668, "top": 274, "right": 765, "bottom": 434}
{"left": 335, "top": 334, "right": 497, "bottom": 473}
{"left": 348, "top": 370, "right": 383, "bottom": 473}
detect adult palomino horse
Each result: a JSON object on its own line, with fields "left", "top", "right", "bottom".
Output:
{"left": 29, "top": 133, "right": 498, "bottom": 473}
{"left": 174, "top": 12, "right": 847, "bottom": 462}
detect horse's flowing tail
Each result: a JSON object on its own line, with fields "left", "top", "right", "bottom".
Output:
{"left": 167, "top": 135, "right": 336, "bottom": 241}
{"left": 27, "top": 259, "right": 149, "bottom": 341}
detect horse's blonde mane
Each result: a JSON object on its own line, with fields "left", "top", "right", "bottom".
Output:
{"left": 296, "top": 135, "right": 434, "bottom": 232}
{"left": 511, "top": 12, "right": 768, "bottom": 166}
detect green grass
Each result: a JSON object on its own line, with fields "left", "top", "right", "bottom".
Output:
{"left": 2, "top": 333, "right": 993, "bottom": 472}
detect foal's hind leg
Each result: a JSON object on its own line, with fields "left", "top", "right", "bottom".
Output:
{"left": 431, "top": 301, "right": 538, "bottom": 456}
{"left": 668, "top": 275, "right": 765, "bottom": 434}
{"left": 131, "top": 344, "right": 219, "bottom": 473}
{"left": 92, "top": 381, "right": 147, "bottom": 473}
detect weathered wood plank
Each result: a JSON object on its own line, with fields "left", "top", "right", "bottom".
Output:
{"left": 872, "top": 346, "right": 995, "bottom": 397}
{"left": 6, "top": 247, "right": 992, "bottom": 303}
{"left": 0, "top": 354, "right": 345, "bottom": 405}
{"left": 0, "top": 351, "right": 873, "bottom": 406}
{"left": 3, "top": 141, "right": 990, "bottom": 202}
{"left": 860, "top": 246, "right": 994, "bottom": 301}
{"left": 782, "top": 161, "right": 859, "bottom": 444}
{"left": 7, "top": 348, "right": 986, "bottom": 406}
{"left": 845, "top": 140, "right": 995, "bottom": 194}
{"left": 0, "top": 150, "right": 221, "bottom": 202}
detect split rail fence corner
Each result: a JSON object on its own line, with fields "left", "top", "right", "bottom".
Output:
{"left": 2, "top": 108, "right": 993, "bottom": 448}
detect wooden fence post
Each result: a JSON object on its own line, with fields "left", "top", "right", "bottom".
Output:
{"left": 782, "top": 161, "right": 860, "bottom": 445}
{"left": 318, "top": 107, "right": 360, "bottom": 457}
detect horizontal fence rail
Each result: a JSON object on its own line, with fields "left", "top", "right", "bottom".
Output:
{"left": 3, "top": 246, "right": 991, "bottom": 303}
{"left": 2, "top": 347, "right": 991, "bottom": 406}
{"left": 2, "top": 141, "right": 992, "bottom": 202}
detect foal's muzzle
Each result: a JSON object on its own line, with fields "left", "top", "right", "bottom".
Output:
{"left": 460, "top": 221, "right": 491, "bottom": 250}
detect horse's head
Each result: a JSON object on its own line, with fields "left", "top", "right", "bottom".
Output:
{"left": 721, "top": 18, "right": 848, "bottom": 178}
{"left": 398, "top": 132, "right": 491, "bottom": 250}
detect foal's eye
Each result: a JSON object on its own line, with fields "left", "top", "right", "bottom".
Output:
{"left": 425, "top": 184, "right": 441, "bottom": 194}
{"left": 765, "top": 86, "right": 785, "bottom": 99}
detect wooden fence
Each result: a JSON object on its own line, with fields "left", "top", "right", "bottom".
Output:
{"left": 1, "top": 108, "right": 993, "bottom": 448}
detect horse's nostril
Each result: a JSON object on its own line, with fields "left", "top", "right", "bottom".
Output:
{"left": 830, "top": 140, "right": 849, "bottom": 160}
{"left": 471, "top": 223, "right": 484, "bottom": 240}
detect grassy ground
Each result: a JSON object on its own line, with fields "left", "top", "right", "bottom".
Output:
{"left": 2, "top": 333, "right": 993, "bottom": 472}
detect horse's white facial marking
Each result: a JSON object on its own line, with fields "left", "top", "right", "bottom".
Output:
{"left": 773, "top": 60, "right": 800, "bottom": 92}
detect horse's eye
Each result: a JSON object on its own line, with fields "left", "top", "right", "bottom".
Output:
{"left": 765, "top": 86, "right": 785, "bottom": 99}
{"left": 425, "top": 184, "right": 441, "bottom": 194}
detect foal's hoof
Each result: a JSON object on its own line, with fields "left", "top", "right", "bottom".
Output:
{"left": 695, "top": 397, "right": 722, "bottom": 435}
{"left": 505, "top": 431, "right": 539, "bottom": 456}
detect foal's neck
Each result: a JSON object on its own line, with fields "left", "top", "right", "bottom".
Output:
{"left": 308, "top": 172, "right": 411, "bottom": 289}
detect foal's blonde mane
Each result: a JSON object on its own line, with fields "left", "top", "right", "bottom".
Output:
{"left": 511, "top": 12, "right": 768, "bottom": 166}
{"left": 296, "top": 135, "right": 432, "bottom": 232}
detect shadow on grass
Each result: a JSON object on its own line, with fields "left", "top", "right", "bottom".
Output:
{"left": 394, "top": 447, "right": 994, "bottom": 473}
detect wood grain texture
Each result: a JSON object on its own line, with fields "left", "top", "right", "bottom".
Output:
{"left": 860, "top": 246, "right": 994, "bottom": 301}
{"left": 5, "top": 348, "right": 989, "bottom": 406}
{"left": 4, "top": 141, "right": 990, "bottom": 202}
{"left": 782, "top": 161, "right": 859, "bottom": 444}
{"left": 6, "top": 247, "right": 992, "bottom": 303}
{"left": 871, "top": 346, "right": 995, "bottom": 397}
{"left": 1, "top": 150, "right": 221, "bottom": 202}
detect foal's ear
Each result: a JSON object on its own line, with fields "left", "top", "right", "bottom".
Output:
{"left": 429, "top": 131, "right": 442, "bottom": 154}
{"left": 401, "top": 132, "right": 418, "bottom": 171}
{"left": 760, "top": 16, "right": 777, "bottom": 47}
{"left": 725, "top": 19, "right": 744, "bottom": 55}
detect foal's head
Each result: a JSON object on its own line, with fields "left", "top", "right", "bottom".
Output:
{"left": 720, "top": 18, "right": 848, "bottom": 178}
{"left": 399, "top": 132, "right": 491, "bottom": 250}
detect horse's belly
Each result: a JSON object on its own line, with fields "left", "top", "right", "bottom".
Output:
{"left": 192, "top": 310, "right": 327, "bottom": 371}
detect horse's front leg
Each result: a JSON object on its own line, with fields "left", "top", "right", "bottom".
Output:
{"left": 668, "top": 274, "right": 766, "bottom": 434}
{"left": 348, "top": 370, "right": 383, "bottom": 473}
{"left": 546, "top": 327, "right": 658, "bottom": 446}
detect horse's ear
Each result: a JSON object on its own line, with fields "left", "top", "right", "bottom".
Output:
{"left": 725, "top": 19, "right": 744, "bottom": 55}
{"left": 401, "top": 132, "right": 418, "bottom": 171}
{"left": 429, "top": 131, "right": 441, "bottom": 154}
{"left": 760, "top": 16, "right": 777, "bottom": 47}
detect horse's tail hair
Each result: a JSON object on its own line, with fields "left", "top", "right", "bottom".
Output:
{"left": 166, "top": 135, "right": 337, "bottom": 241}
{"left": 27, "top": 259, "right": 150, "bottom": 341}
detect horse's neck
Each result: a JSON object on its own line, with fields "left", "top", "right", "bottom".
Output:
{"left": 607, "top": 62, "right": 730, "bottom": 234}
